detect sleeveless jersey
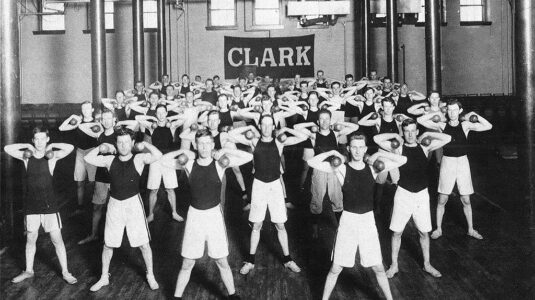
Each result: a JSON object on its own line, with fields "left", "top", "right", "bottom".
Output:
{"left": 314, "top": 130, "right": 337, "bottom": 155}
{"left": 443, "top": 123, "right": 468, "bottom": 157}
{"left": 398, "top": 145, "right": 428, "bottom": 193}
{"left": 189, "top": 160, "right": 222, "bottom": 210}
{"left": 24, "top": 156, "right": 58, "bottom": 214}
{"left": 109, "top": 155, "right": 140, "bottom": 200}
{"left": 253, "top": 139, "right": 281, "bottom": 182}
{"left": 342, "top": 163, "right": 375, "bottom": 214}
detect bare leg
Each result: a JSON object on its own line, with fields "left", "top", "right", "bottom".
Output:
{"left": 76, "top": 181, "right": 85, "bottom": 206}
{"left": 371, "top": 264, "right": 393, "bottom": 300}
{"left": 461, "top": 195, "right": 483, "bottom": 239}
{"left": 147, "top": 189, "right": 158, "bottom": 222}
{"left": 419, "top": 230, "right": 441, "bottom": 277}
{"left": 386, "top": 231, "right": 402, "bottom": 278}
{"left": 49, "top": 230, "right": 69, "bottom": 274}
{"left": 139, "top": 243, "right": 159, "bottom": 289}
{"left": 300, "top": 163, "right": 309, "bottom": 190}
{"left": 25, "top": 231, "right": 38, "bottom": 272}
{"left": 322, "top": 263, "right": 343, "bottom": 300}
{"left": 249, "top": 222, "right": 262, "bottom": 255}
{"left": 166, "top": 188, "right": 183, "bottom": 221}
{"left": 431, "top": 194, "right": 449, "bottom": 239}
{"left": 89, "top": 245, "right": 114, "bottom": 291}
{"left": 174, "top": 258, "right": 196, "bottom": 297}
{"left": 79, "top": 204, "right": 104, "bottom": 244}
{"left": 275, "top": 223, "right": 290, "bottom": 256}
{"left": 215, "top": 258, "right": 236, "bottom": 295}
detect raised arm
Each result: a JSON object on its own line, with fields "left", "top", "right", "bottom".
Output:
{"left": 367, "top": 151, "right": 407, "bottom": 173}
{"left": 216, "top": 148, "right": 253, "bottom": 168}
{"left": 417, "top": 112, "right": 444, "bottom": 131}
{"left": 228, "top": 125, "right": 259, "bottom": 147}
{"left": 139, "top": 142, "right": 163, "bottom": 164}
{"left": 374, "top": 133, "right": 403, "bottom": 152}
{"left": 418, "top": 131, "right": 451, "bottom": 153}
{"left": 84, "top": 147, "right": 113, "bottom": 168}
{"left": 46, "top": 143, "right": 74, "bottom": 160}
{"left": 59, "top": 114, "right": 82, "bottom": 131}
{"left": 78, "top": 122, "right": 103, "bottom": 138}
{"left": 358, "top": 111, "right": 381, "bottom": 127}
{"left": 278, "top": 127, "right": 308, "bottom": 146}
{"left": 161, "top": 149, "right": 196, "bottom": 170}
{"left": 407, "top": 102, "right": 428, "bottom": 116}
{"left": 4, "top": 143, "right": 36, "bottom": 160}
{"left": 408, "top": 90, "right": 426, "bottom": 101}
{"left": 336, "top": 121, "right": 359, "bottom": 137}
{"left": 307, "top": 149, "right": 345, "bottom": 173}
{"left": 463, "top": 112, "right": 492, "bottom": 132}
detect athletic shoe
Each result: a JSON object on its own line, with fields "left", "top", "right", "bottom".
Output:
{"left": 11, "top": 271, "right": 34, "bottom": 283}
{"left": 239, "top": 262, "right": 254, "bottom": 275}
{"left": 90, "top": 274, "right": 110, "bottom": 292}
{"left": 284, "top": 261, "right": 301, "bottom": 273}
{"left": 146, "top": 273, "right": 159, "bottom": 290}
{"left": 62, "top": 272, "right": 78, "bottom": 284}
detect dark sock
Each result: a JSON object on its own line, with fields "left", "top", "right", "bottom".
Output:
{"left": 335, "top": 211, "right": 342, "bottom": 223}
{"left": 282, "top": 255, "right": 292, "bottom": 264}
{"left": 173, "top": 297, "right": 182, "bottom": 300}
{"left": 228, "top": 294, "right": 241, "bottom": 300}
{"left": 245, "top": 253, "right": 255, "bottom": 264}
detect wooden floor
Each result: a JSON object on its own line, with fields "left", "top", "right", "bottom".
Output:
{"left": 1, "top": 146, "right": 534, "bottom": 300}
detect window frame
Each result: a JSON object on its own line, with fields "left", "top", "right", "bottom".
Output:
{"left": 143, "top": 0, "right": 158, "bottom": 30}
{"left": 84, "top": 1, "right": 115, "bottom": 34}
{"left": 459, "top": 0, "right": 491, "bottom": 26}
{"left": 252, "top": 0, "right": 283, "bottom": 28}
{"left": 206, "top": 0, "right": 238, "bottom": 30}
{"left": 36, "top": 0, "right": 66, "bottom": 34}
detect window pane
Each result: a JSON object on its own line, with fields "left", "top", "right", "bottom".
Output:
{"left": 255, "top": 0, "right": 279, "bottom": 9}
{"left": 460, "top": 6, "right": 482, "bottom": 21}
{"left": 460, "top": 0, "right": 482, "bottom": 5}
{"left": 255, "top": 9, "right": 280, "bottom": 25}
{"left": 105, "top": 14, "right": 114, "bottom": 29}
{"left": 144, "top": 0, "right": 157, "bottom": 13}
{"left": 144, "top": 12, "right": 157, "bottom": 28}
{"left": 105, "top": 2, "right": 114, "bottom": 13}
{"left": 211, "top": 0, "right": 234, "bottom": 10}
{"left": 42, "top": 15, "right": 64, "bottom": 30}
{"left": 418, "top": 0, "right": 425, "bottom": 22}
{"left": 43, "top": 3, "right": 64, "bottom": 13}
{"left": 211, "top": 10, "right": 235, "bottom": 26}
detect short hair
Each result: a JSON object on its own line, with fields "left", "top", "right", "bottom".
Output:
{"left": 318, "top": 108, "right": 332, "bottom": 119}
{"left": 115, "top": 127, "right": 135, "bottom": 140}
{"left": 259, "top": 114, "right": 275, "bottom": 125}
{"left": 238, "top": 77, "right": 246, "bottom": 81}
{"left": 345, "top": 74, "right": 354, "bottom": 80}
{"left": 428, "top": 90, "right": 440, "bottom": 98}
{"left": 181, "top": 74, "right": 189, "bottom": 79}
{"left": 447, "top": 98, "right": 463, "bottom": 109}
{"left": 135, "top": 80, "right": 144, "bottom": 86}
{"left": 195, "top": 128, "right": 214, "bottom": 141}
{"left": 213, "top": 75, "right": 220, "bottom": 80}
{"left": 267, "top": 84, "right": 276, "bottom": 91}
{"left": 218, "top": 94, "right": 228, "bottom": 100}
{"left": 207, "top": 110, "right": 220, "bottom": 118}
{"left": 317, "top": 69, "right": 324, "bottom": 74}
{"left": 381, "top": 97, "right": 396, "bottom": 107}
{"left": 149, "top": 91, "right": 160, "bottom": 99}
{"left": 347, "top": 132, "right": 367, "bottom": 145}
{"left": 308, "top": 91, "right": 319, "bottom": 98}
{"left": 383, "top": 77, "right": 391, "bottom": 82}
{"left": 330, "top": 81, "right": 341, "bottom": 89}
{"left": 205, "top": 78, "right": 213, "bottom": 84}
{"left": 299, "top": 81, "right": 308, "bottom": 87}
{"left": 166, "top": 84, "right": 174, "bottom": 90}
{"left": 401, "top": 118, "right": 417, "bottom": 130}
{"left": 32, "top": 126, "right": 49, "bottom": 138}
{"left": 155, "top": 104, "right": 167, "bottom": 112}
{"left": 115, "top": 90, "right": 125, "bottom": 96}
{"left": 81, "top": 100, "right": 92, "bottom": 107}
{"left": 101, "top": 108, "right": 115, "bottom": 118}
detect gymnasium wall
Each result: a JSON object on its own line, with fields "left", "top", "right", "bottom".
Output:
{"left": 20, "top": 0, "right": 512, "bottom": 104}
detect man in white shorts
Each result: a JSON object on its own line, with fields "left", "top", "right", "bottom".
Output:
{"left": 374, "top": 118, "right": 451, "bottom": 278}
{"left": 59, "top": 101, "right": 101, "bottom": 216}
{"left": 4, "top": 126, "right": 77, "bottom": 284}
{"left": 84, "top": 129, "right": 162, "bottom": 292}
{"left": 417, "top": 99, "right": 492, "bottom": 240}
{"left": 165, "top": 129, "right": 252, "bottom": 300}
{"left": 308, "top": 134, "right": 407, "bottom": 300}
{"left": 229, "top": 116, "right": 308, "bottom": 275}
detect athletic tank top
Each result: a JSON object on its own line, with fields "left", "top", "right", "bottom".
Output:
{"left": 379, "top": 118, "right": 399, "bottom": 134}
{"left": 146, "top": 108, "right": 157, "bottom": 117}
{"left": 214, "top": 133, "right": 222, "bottom": 150}
{"left": 136, "top": 93, "right": 146, "bottom": 102}
{"left": 342, "top": 163, "right": 375, "bottom": 214}
{"left": 314, "top": 130, "right": 337, "bottom": 155}
{"left": 306, "top": 109, "right": 319, "bottom": 123}
{"left": 109, "top": 156, "right": 140, "bottom": 200}
{"left": 116, "top": 107, "right": 139, "bottom": 121}
{"left": 232, "top": 99, "right": 246, "bottom": 109}
{"left": 443, "top": 123, "right": 468, "bottom": 157}
{"left": 398, "top": 145, "right": 428, "bottom": 193}
{"left": 189, "top": 160, "right": 222, "bottom": 210}
{"left": 394, "top": 95, "right": 411, "bottom": 115}
{"left": 179, "top": 85, "right": 190, "bottom": 94}
{"left": 253, "top": 139, "right": 281, "bottom": 182}
{"left": 151, "top": 126, "right": 174, "bottom": 153}
{"left": 75, "top": 119, "right": 99, "bottom": 150}
{"left": 95, "top": 132, "right": 116, "bottom": 183}
{"left": 24, "top": 156, "right": 58, "bottom": 214}
{"left": 219, "top": 110, "right": 233, "bottom": 129}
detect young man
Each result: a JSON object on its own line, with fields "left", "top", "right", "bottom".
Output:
{"left": 417, "top": 99, "right": 492, "bottom": 240}
{"left": 295, "top": 109, "right": 359, "bottom": 238}
{"left": 374, "top": 119, "right": 451, "bottom": 278}
{"left": 136, "top": 104, "right": 186, "bottom": 222}
{"left": 308, "top": 134, "right": 407, "bottom": 300}
{"left": 166, "top": 129, "right": 252, "bottom": 300}
{"left": 78, "top": 110, "right": 137, "bottom": 245}
{"left": 84, "top": 129, "right": 161, "bottom": 292}
{"left": 59, "top": 101, "right": 101, "bottom": 216}
{"left": 5, "top": 127, "right": 77, "bottom": 284}
{"left": 230, "top": 115, "right": 309, "bottom": 275}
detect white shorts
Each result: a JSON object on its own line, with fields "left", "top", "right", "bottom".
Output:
{"left": 332, "top": 211, "right": 383, "bottom": 268}
{"left": 74, "top": 148, "right": 97, "bottom": 182}
{"left": 25, "top": 213, "right": 62, "bottom": 233}
{"left": 249, "top": 178, "right": 287, "bottom": 224}
{"left": 181, "top": 205, "right": 229, "bottom": 259}
{"left": 147, "top": 159, "right": 178, "bottom": 189}
{"left": 92, "top": 182, "right": 110, "bottom": 205}
{"left": 104, "top": 195, "right": 150, "bottom": 248}
{"left": 390, "top": 187, "right": 432, "bottom": 233}
{"left": 438, "top": 155, "right": 474, "bottom": 196}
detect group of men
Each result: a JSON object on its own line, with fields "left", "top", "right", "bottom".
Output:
{"left": 5, "top": 70, "right": 492, "bottom": 299}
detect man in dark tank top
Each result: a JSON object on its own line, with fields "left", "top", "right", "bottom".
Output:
{"left": 308, "top": 133, "right": 407, "bottom": 300}
{"left": 417, "top": 99, "right": 493, "bottom": 240}
{"left": 84, "top": 129, "right": 163, "bottom": 292}
{"left": 164, "top": 129, "right": 252, "bottom": 300}
{"left": 375, "top": 119, "right": 451, "bottom": 279}
{"left": 4, "top": 126, "right": 77, "bottom": 284}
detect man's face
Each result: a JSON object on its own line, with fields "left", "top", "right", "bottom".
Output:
{"left": 149, "top": 94, "right": 159, "bottom": 106}
{"left": 116, "top": 92, "right": 125, "bottom": 104}
{"left": 364, "top": 89, "right": 375, "bottom": 100}
{"left": 400, "top": 84, "right": 408, "bottom": 94}
{"left": 195, "top": 76, "right": 202, "bottom": 82}
{"left": 317, "top": 71, "right": 324, "bottom": 79}
{"left": 382, "top": 101, "right": 395, "bottom": 116}
{"left": 81, "top": 103, "right": 93, "bottom": 118}
{"left": 260, "top": 117, "right": 274, "bottom": 138}
{"left": 300, "top": 82, "right": 308, "bottom": 91}
{"left": 207, "top": 114, "right": 220, "bottom": 131}
{"left": 116, "top": 135, "right": 133, "bottom": 156}
{"left": 384, "top": 79, "right": 392, "bottom": 90}
{"left": 233, "top": 86, "right": 242, "bottom": 97}
{"left": 248, "top": 73, "right": 255, "bottom": 81}
{"left": 402, "top": 123, "right": 419, "bottom": 144}
{"left": 308, "top": 94, "right": 319, "bottom": 107}
{"left": 166, "top": 86, "right": 175, "bottom": 97}
{"left": 261, "top": 99, "right": 273, "bottom": 112}
{"left": 318, "top": 112, "right": 331, "bottom": 130}
{"left": 239, "top": 78, "right": 246, "bottom": 87}
{"left": 156, "top": 107, "right": 167, "bottom": 122}
{"left": 332, "top": 84, "right": 341, "bottom": 95}
{"left": 447, "top": 104, "right": 462, "bottom": 121}
{"left": 186, "top": 92, "right": 194, "bottom": 105}
{"left": 429, "top": 92, "right": 440, "bottom": 106}
{"left": 348, "top": 138, "right": 367, "bottom": 162}
{"left": 346, "top": 77, "right": 354, "bottom": 86}
{"left": 267, "top": 87, "right": 276, "bottom": 98}
{"left": 370, "top": 71, "right": 378, "bottom": 80}
{"left": 218, "top": 96, "right": 228, "bottom": 108}
{"left": 294, "top": 74, "right": 301, "bottom": 82}
{"left": 205, "top": 80, "right": 213, "bottom": 90}
{"left": 101, "top": 112, "right": 115, "bottom": 129}
{"left": 213, "top": 77, "right": 220, "bottom": 85}
{"left": 196, "top": 135, "right": 214, "bottom": 159}
{"left": 135, "top": 82, "right": 144, "bottom": 93}
{"left": 182, "top": 76, "right": 190, "bottom": 85}
{"left": 162, "top": 75, "right": 169, "bottom": 84}
{"left": 32, "top": 132, "right": 49, "bottom": 152}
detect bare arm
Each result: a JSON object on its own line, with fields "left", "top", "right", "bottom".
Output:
{"left": 4, "top": 143, "right": 36, "bottom": 160}
{"left": 307, "top": 150, "right": 345, "bottom": 173}
{"left": 84, "top": 147, "right": 113, "bottom": 168}
{"left": 59, "top": 114, "right": 82, "bottom": 131}
{"left": 46, "top": 143, "right": 74, "bottom": 160}
{"left": 463, "top": 112, "right": 492, "bottom": 132}
{"left": 336, "top": 121, "right": 359, "bottom": 137}
{"left": 417, "top": 112, "right": 443, "bottom": 131}
{"left": 374, "top": 133, "right": 403, "bottom": 152}
{"left": 418, "top": 132, "right": 451, "bottom": 152}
